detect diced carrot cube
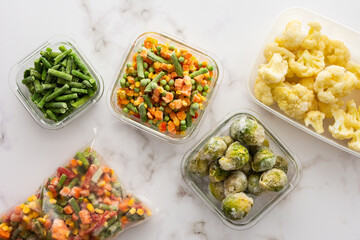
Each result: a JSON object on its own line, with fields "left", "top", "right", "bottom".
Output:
{"left": 64, "top": 205, "right": 73, "bottom": 215}
{"left": 79, "top": 210, "right": 92, "bottom": 225}
{"left": 184, "top": 52, "right": 192, "bottom": 59}
{"left": 173, "top": 117, "right": 180, "bottom": 126}
{"left": 159, "top": 122, "right": 167, "bottom": 132}
{"left": 147, "top": 112, "right": 154, "bottom": 119}
{"left": 167, "top": 121, "right": 176, "bottom": 134}
{"left": 155, "top": 111, "right": 163, "bottom": 120}
{"left": 162, "top": 92, "right": 174, "bottom": 103}
{"left": 140, "top": 50, "right": 147, "bottom": 58}
{"left": 171, "top": 72, "right": 178, "bottom": 78}
{"left": 60, "top": 187, "right": 71, "bottom": 197}
{"left": 192, "top": 94, "right": 201, "bottom": 103}
{"left": 183, "top": 64, "right": 189, "bottom": 71}
{"left": 177, "top": 111, "right": 187, "bottom": 120}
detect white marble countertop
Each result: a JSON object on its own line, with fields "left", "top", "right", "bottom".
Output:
{"left": 1, "top": 0, "right": 360, "bottom": 239}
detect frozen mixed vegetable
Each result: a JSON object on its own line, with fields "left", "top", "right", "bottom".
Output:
{"left": 21, "top": 46, "right": 98, "bottom": 122}
{"left": 116, "top": 36, "right": 215, "bottom": 135}
{"left": 0, "top": 148, "right": 151, "bottom": 239}
{"left": 254, "top": 20, "right": 360, "bottom": 151}
{"left": 188, "top": 116, "right": 289, "bottom": 220}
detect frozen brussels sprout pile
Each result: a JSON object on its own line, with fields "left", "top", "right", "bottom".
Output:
{"left": 188, "top": 116, "right": 289, "bottom": 220}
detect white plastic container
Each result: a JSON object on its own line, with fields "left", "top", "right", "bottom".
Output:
{"left": 248, "top": 7, "right": 360, "bottom": 158}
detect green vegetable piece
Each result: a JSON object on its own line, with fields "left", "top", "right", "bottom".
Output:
{"left": 248, "top": 139, "right": 270, "bottom": 156}
{"left": 55, "top": 93, "right": 78, "bottom": 101}
{"left": 82, "top": 80, "right": 92, "bottom": 88}
{"left": 247, "top": 174, "right": 264, "bottom": 195}
{"left": 48, "top": 108, "right": 66, "bottom": 114}
{"left": 46, "top": 110, "right": 57, "bottom": 122}
{"left": 220, "top": 136, "right": 234, "bottom": 147}
{"left": 222, "top": 192, "right": 254, "bottom": 220}
{"left": 273, "top": 155, "right": 289, "bottom": 173}
{"left": 54, "top": 49, "right": 72, "bottom": 65}
{"left": 203, "top": 136, "right": 227, "bottom": 161}
{"left": 57, "top": 107, "right": 75, "bottom": 121}
{"left": 71, "top": 70, "right": 92, "bottom": 81}
{"left": 252, "top": 148, "right": 276, "bottom": 172}
{"left": 144, "top": 71, "right": 166, "bottom": 93}
{"left": 142, "top": 94, "right": 153, "bottom": 108}
{"left": 208, "top": 65, "right": 214, "bottom": 71}
{"left": 190, "top": 68, "right": 208, "bottom": 78}
{"left": 58, "top": 46, "right": 67, "bottom": 52}
{"left": 219, "top": 142, "right": 250, "bottom": 171}
{"left": 22, "top": 76, "right": 35, "bottom": 84}
{"left": 189, "top": 103, "right": 199, "bottom": 117}
{"left": 139, "top": 103, "right": 148, "bottom": 122}
{"left": 45, "top": 102, "right": 67, "bottom": 109}
{"left": 259, "top": 168, "right": 288, "bottom": 192}
{"left": 75, "top": 152, "right": 89, "bottom": 169}
{"left": 71, "top": 96, "right": 91, "bottom": 108}
{"left": 30, "top": 69, "right": 42, "bottom": 79}
{"left": 143, "top": 47, "right": 170, "bottom": 64}
{"left": 68, "top": 82, "right": 86, "bottom": 88}
{"left": 70, "top": 52, "right": 90, "bottom": 76}
{"left": 69, "top": 198, "right": 80, "bottom": 214}
{"left": 170, "top": 52, "right": 183, "bottom": 77}
{"left": 66, "top": 56, "right": 73, "bottom": 74}
{"left": 91, "top": 169, "right": 103, "bottom": 183}
{"left": 209, "top": 160, "right": 230, "bottom": 182}
{"left": 34, "top": 80, "right": 42, "bottom": 93}
{"left": 67, "top": 178, "right": 79, "bottom": 189}
{"left": 99, "top": 203, "right": 118, "bottom": 211}
{"left": 48, "top": 69, "right": 73, "bottom": 81}
{"left": 209, "top": 182, "right": 226, "bottom": 201}
{"left": 40, "top": 56, "right": 52, "bottom": 69}
{"left": 41, "top": 83, "right": 56, "bottom": 90}
{"left": 37, "top": 90, "right": 53, "bottom": 108}
{"left": 31, "top": 92, "right": 42, "bottom": 104}
{"left": 178, "top": 56, "right": 185, "bottom": 63}
{"left": 188, "top": 151, "right": 209, "bottom": 177}
{"left": 45, "top": 84, "right": 69, "bottom": 102}
{"left": 34, "top": 59, "right": 42, "bottom": 73}
{"left": 71, "top": 88, "right": 88, "bottom": 94}
{"left": 126, "top": 103, "right": 138, "bottom": 113}
{"left": 230, "top": 117, "right": 265, "bottom": 145}
{"left": 224, "top": 171, "right": 248, "bottom": 195}
{"left": 136, "top": 55, "right": 145, "bottom": 79}
{"left": 58, "top": 174, "right": 67, "bottom": 188}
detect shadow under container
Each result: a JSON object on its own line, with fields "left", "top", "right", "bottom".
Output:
{"left": 181, "top": 109, "right": 302, "bottom": 230}
{"left": 108, "top": 32, "right": 223, "bottom": 143}
{"left": 9, "top": 36, "right": 104, "bottom": 129}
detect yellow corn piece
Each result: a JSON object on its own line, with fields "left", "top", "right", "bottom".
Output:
{"left": 77, "top": 160, "right": 83, "bottom": 166}
{"left": 97, "top": 180, "right": 106, "bottom": 187}
{"left": 176, "top": 90, "right": 181, "bottom": 95}
{"left": 204, "top": 73, "right": 210, "bottom": 79}
{"left": 47, "top": 191, "right": 54, "bottom": 199}
{"left": 130, "top": 99, "right": 135, "bottom": 104}
{"left": 136, "top": 208, "right": 144, "bottom": 216}
{"left": 44, "top": 214, "right": 50, "bottom": 219}
{"left": 134, "top": 93, "right": 139, "bottom": 97}
{"left": 95, "top": 209, "right": 104, "bottom": 214}
{"left": 183, "top": 71, "right": 189, "bottom": 75}
{"left": 182, "top": 100, "right": 188, "bottom": 107}
{"left": 1, "top": 224, "right": 8, "bottom": 232}
{"left": 105, "top": 191, "right": 111, "bottom": 196}
{"left": 189, "top": 65, "right": 196, "bottom": 71}
{"left": 191, "top": 56, "right": 196, "bottom": 61}
{"left": 49, "top": 199, "right": 57, "bottom": 204}
{"left": 129, "top": 84, "right": 135, "bottom": 90}
{"left": 199, "top": 103, "right": 204, "bottom": 110}
{"left": 72, "top": 168, "right": 78, "bottom": 175}
{"left": 148, "top": 72, "right": 154, "bottom": 79}
{"left": 23, "top": 216, "right": 30, "bottom": 224}
{"left": 135, "top": 82, "right": 140, "bottom": 88}
{"left": 87, "top": 203, "right": 94, "bottom": 213}
{"left": 29, "top": 211, "right": 39, "bottom": 219}
{"left": 83, "top": 198, "right": 89, "bottom": 203}
{"left": 19, "top": 203, "right": 25, "bottom": 209}
{"left": 73, "top": 228, "right": 79, "bottom": 235}
{"left": 158, "top": 87, "right": 164, "bottom": 94}
{"left": 38, "top": 217, "right": 46, "bottom": 224}
{"left": 128, "top": 198, "right": 135, "bottom": 207}
{"left": 22, "top": 205, "right": 30, "bottom": 214}
{"left": 129, "top": 207, "right": 136, "bottom": 214}
{"left": 129, "top": 110, "right": 134, "bottom": 115}
{"left": 28, "top": 195, "right": 37, "bottom": 202}
{"left": 154, "top": 62, "right": 161, "bottom": 69}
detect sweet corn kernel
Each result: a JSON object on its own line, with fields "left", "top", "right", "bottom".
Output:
{"left": 134, "top": 93, "right": 139, "bottom": 97}
{"left": 182, "top": 100, "right": 188, "bottom": 107}
{"left": 180, "top": 131, "right": 186, "bottom": 135}
{"left": 204, "top": 73, "right": 210, "bottom": 79}
{"left": 20, "top": 204, "right": 25, "bottom": 209}
{"left": 148, "top": 72, "right": 154, "bottom": 79}
{"left": 129, "top": 208, "right": 136, "bottom": 214}
{"left": 73, "top": 228, "right": 79, "bottom": 235}
{"left": 66, "top": 219, "right": 75, "bottom": 228}
{"left": 83, "top": 198, "right": 89, "bottom": 203}
{"left": 97, "top": 180, "right": 106, "bottom": 187}
{"left": 189, "top": 65, "right": 196, "bottom": 71}
{"left": 128, "top": 198, "right": 135, "bottom": 207}
{"left": 158, "top": 87, "right": 164, "bottom": 94}
{"left": 154, "top": 62, "right": 161, "bottom": 69}
{"left": 164, "top": 75, "right": 170, "bottom": 81}
{"left": 199, "top": 103, "right": 204, "bottom": 110}
{"left": 47, "top": 191, "right": 53, "bottom": 199}
{"left": 81, "top": 175, "right": 86, "bottom": 182}
{"left": 105, "top": 191, "right": 111, "bottom": 196}
{"left": 77, "top": 160, "right": 83, "bottom": 166}
{"left": 38, "top": 217, "right": 46, "bottom": 224}
{"left": 136, "top": 209, "right": 144, "bottom": 216}
{"left": 29, "top": 211, "right": 39, "bottom": 219}
{"left": 183, "top": 71, "right": 189, "bottom": 75}
{"left": 49, "top": 199, "right": 57, "bottom": 204}
{"left": 130, "top": 99, "right": 135, "bottom": 103}
{"left": 22, "top": 205, "right": 30, "bottom": 214}
{"left": 176, "top": 90, "right": 181, "bottom": 95}
{"left": 87, "top": 203, "right": 94, "bottom": 213}
{"left": 72, "top": 168, "right": 78, "bottom": 175}
{"left": 95, "top": 209, "right": 104, "bottom": 214}
{"left": 23, "top": 216, "right": 30, "bottom": 224}
{"left": 28, "top": 195, "right": 37, "bottom": 202}
{"left": 202, "top": 61, "right": 208, "bottom": 66}
{"left": 1, "top": 225, "right": 9, "bottom": 232}
{"left": 129, "top": 110, "right": 134, "bottom": 115}
{"left": 135, "top": 82, "right": 140, "bottom": 88}
{"left": 129, "top": 84, "right": 135, "bottom": 90}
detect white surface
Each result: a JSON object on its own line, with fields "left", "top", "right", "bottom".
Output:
{"left": 1, "top": 0, "right": 360, "bottom": 239}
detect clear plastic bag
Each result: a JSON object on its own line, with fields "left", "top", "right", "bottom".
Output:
{"left": 0, "top": 130, "right": 152, "bottom": 239}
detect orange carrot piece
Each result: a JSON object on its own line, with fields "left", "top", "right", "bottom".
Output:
{"left": 192, "top": 94, "right": 201, "bottom": 103}
{"left": 162, "top": 92, "right": 174, "bottom": 103}
{"left": 177, "top": 111, "right": 187, "bottom": 120}
{"left": 79, "top": 209, "right": 92, "bottom": 224}
{"left": 159, "top": 121, "right": 167, "bottom": 132}
{"left": 168, "top": 121, "right": 176, "bottom": 133}
{"left": 64, "top": 205, "right": 74, "bottom": 215}
{"left": 0, "top": 229, "right": 10, "bottom": 239}
{"left": 184, "top": 52, "right": 192, "bottom": 59}
{"left": 155, "top": 111, "right": 163, "bottom": 120}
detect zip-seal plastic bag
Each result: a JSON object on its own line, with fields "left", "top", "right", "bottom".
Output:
{"left": 0, "top": 130, "right": 152, "bottom": 240}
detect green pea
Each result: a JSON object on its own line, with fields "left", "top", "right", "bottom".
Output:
{"left": 180, "top": 125, "right": 187, "bottom": 131}
{"left": 191, "top": 79, "right": 196, "bottom": 85}
{"left": 125, "top": 82, "right": 130, "bottom": 87}
{"left": 202, "top": 92, "right": 207, "bottom": 97}
{"left": 207, "top": 65, "right": 214, "bottom": 71}
{"left": 148, "top": 120, "right": 153, "bottom": 124}
{"left": 134, "top": 88, "right": 140, "bottom": 93}
{"left": 162, "top": 90, "right": 167, "bottom": 97}
{"left": 138, "top": 49, "right": 142, "bottom": 53}
{"left": 156, "top": 45, "right": 162, "bottom": 52}
{"left": 161, "top": 101, "right": 167, "bottom": 107}
{"left": 178, "top": 57, "right": 185, "bottom": 63}
{"left": 180, "top": 120, "right": 186, "bottom": 125}
{"left": 120, "top": 78, "right": 126, "bottom": 86}
{"left": 197, "top": 86, "right": 203, "bottom": 91}
{"left": 208, "top": 77, "right": 212, "bottom": 81}
{"left": 143, "top": 62, "right": 148, "bottom": 69}
{"left": 144, "top": 71, "right": 149, "bottom": 78}
{"left": 160, "top": 79, "right": 167, "bottom": 86}
{"left": 126, "top": 62, "right": 132, "bottom": 68}
{"left": 140, "top": 79, "right": 148, "bottom": 86}
{"left": 151, "top": 82, "right": 158, "bottom": 90}
{"left": 164, "top": 85, "right": 170, "bottom": 91}
{"left": 204, "top": 85, "right": 209, "bottom": 91}
{"left": 134, "top": 77, "right": 139, "bottom": 82}
{"left": 159, "top": 106, "right": 164, "bottom": 111}
{"left": 168, "top": 79, "right": 175, "bottom": 86}
{"left": 164, "top": 116, "right": 170, "bottom": 121}
{"left": 169, "top": 45, "right": 175, "bottom": 51}
{"left": 198, "top": 62, "right": 202, "bottom": 67}
{"left": 149, "top": 67, "right": 155, "bottom": 73}
{"left": 154, "top": 103, "right": 160, "bottom": 107}
{"left": 123, "top": 73, "right": 128, "bottom": 78}
{"left": 123, "top": 107, "right": 129, "bottom": 113}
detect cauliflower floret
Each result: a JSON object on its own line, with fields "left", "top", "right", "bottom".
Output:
{"left": 258, "top": 53, "right": 288, "bottom": 84}
{"left": 298, "top": 77, "right": 316, "bottom": 90}
{"left": 345, "top": 61, "right": 360, "bottom": 87}
{"left": 254, "top": 76, "right": 275, "bottom": 106}
{"left": 348, "top": 129, "right": 360, "bottom": 151}
{"left": 304, "top": 110, "right": 325, "bottom": 134}
{"left": 328, "top": 109, "right": 354, "bottom": 140}
{"left": 324, "top": 39, "right": 351, "bottom": 66}
{"left": 345, "top": 100, "right": 360, "bottom": 129}
{"left": 275, "top": 20, "right": 306, "bottom": 50}
{"left": 301, "top": 22, "right": 324, "bottom": 50}
{"left": 313, "top": 65, "right": 359, "bottom": 104}
{"left": 289, "top": 50, "right": 325, "bottom": 77}
{"left": 273, "top": 83, "right": 316, "bottom": 120}
{"left": 317, "top": 100, "right": 343, "bottom": 118}
{"left": 264, "top": 42, "right": 295, "bottom": 62}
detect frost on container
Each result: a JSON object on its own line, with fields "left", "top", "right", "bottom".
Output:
{"left": 0, "top": 148, "right": 151, "bottom": 240}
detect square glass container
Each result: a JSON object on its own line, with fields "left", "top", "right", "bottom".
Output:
{"left": 181, "top": 109, "right": 302, "bottom": 230}
{"left": 248, "top": 7, "right": 360, "bottom": 157}
{"left": 108, "top": 32, "right": 223, "bottom": 143}
{"left": 9, "top": 36, "right": 104, "bottom": 129}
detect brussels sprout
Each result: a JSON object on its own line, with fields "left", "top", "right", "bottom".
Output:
{"left": 203, "top": 137, "right": 227, "bottom": 161}
{"left": 209, "top": 160, "right": 230, "bottom": 182}
{"left": 209, "top": 181, "right": 226, "bottom": 201}
{"left": 188, "top": 151, "right": 209, "bottom": 176}
{"left": 222, "top": 192, "right": 254, "bottom": 220}
{"left": 247, "top": 174, "right": 264, "bottom": 195}
{"left": 273, "top": 155, "right": 288, "bottom": 173}
{"left": 259, "top": 169, "right": 288, "bottom": 192}
{"left": 219, "top": 142, "right": 250, "bottom": 171}
{"left": 224, "top": 171, "right": 248, "bottom": 195}
{"left": 230, "top": 117, "right": 265, "bottom": 146}
{"left": 248, "top": 139, "right": 270, "bottom": 156}
{"left": 251, "top": 148, "right": 276, "bottom": 172}
{"left": 220, "top": 135, "right": 234, "bottom": 147}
